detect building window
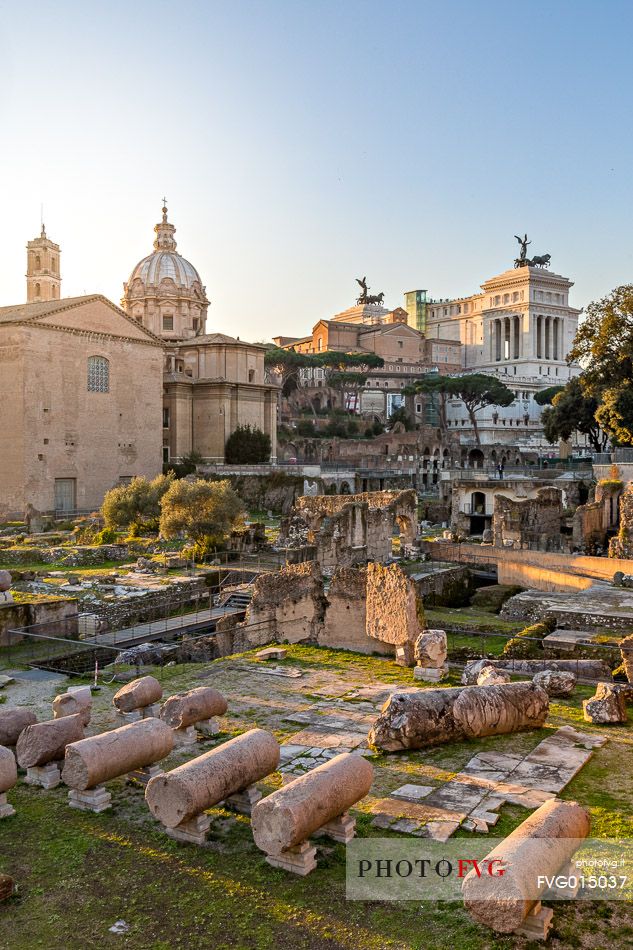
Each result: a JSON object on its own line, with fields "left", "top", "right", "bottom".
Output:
{"left": 248, "top": 369, "right": 255, "bottom": 382}
{"left": 163, "top": 407, "right": 170, "bottom": 428}
{"left": 162, "top": 446, "right": 170, "bottom": 464}
{"left": 35, "top": 282, "right": 40, "bottom": 296}
{"left": 87, "top": 355, "right": 110, "bottom": 393}
{"left": 35, "top": 255, "right": 41, "bottom": 269}
{"left": 163, "top": 314, "right": 174, "bottom": 331}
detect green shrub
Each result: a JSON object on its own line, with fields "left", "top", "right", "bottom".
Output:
{"left": 503, "top": 620, "right": 554, "bottom": 659}
{"left": 225, "top": 426, "right": 271, "bottom": 464}
{"left": 95, "top": 527, "right": 118, "bottom": 545}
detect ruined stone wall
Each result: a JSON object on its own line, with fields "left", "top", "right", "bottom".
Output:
{"left": 365, "top": 562, "right": 423, "bottom": 648}
{"left": 572, "top": 500, "right": 606, "bottom": 550}
{"left": 413, "top": 565, "right": 475, "bottom": 607}
{"left": 493, "top": 488, "right": 563, "bottom": 550}
{"left": 318, "top": 567, "right": 389, "bottom": 654}
{"left": 0, "top": 598, "right": 79, "bottom": 645}
{"left": 609, "top": 483, "right": 633, "bottom": 558}
{"left": 87, "top": 577, "right": 208, "bottom": 632}
{"left": 241, "top": 561, "right": 326, "bottom": 644}
{"left": 279, "top": 489, "right": 417, "bottom": 569}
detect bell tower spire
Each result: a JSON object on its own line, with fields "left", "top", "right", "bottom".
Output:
{"left": 26, "top": 223, "right": 61, "bottom": 302}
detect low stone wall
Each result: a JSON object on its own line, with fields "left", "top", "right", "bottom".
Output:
{"left": 0, "top": 599, "right": 79, "bottom": 646}
{"left": 413, "top": 565, "right": 475, "bottom": 607}
{"left": 423, "top": 540, "right": 633, "bottom": 589}
{"left": 0, "top": 544, "right": 132, "bottom": 566}
{"left": 85, "top": 577, "right": 209, "bottom": 632}
{"left": 497, "top": 560, "right": 594, "bottom": 592}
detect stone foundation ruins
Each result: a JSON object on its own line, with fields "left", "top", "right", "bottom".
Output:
{"left": 277, "top": 490, "right": 417, "bottom": 569}
{"left": 216, "top": 560, "right": 425, "bottom": 663}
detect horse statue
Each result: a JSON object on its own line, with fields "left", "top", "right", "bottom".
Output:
{"left": 531, "top": 253, "right": 551, "bottom": 268}
{"left": 366, "top": 292, "right": 385, "bottom": 305}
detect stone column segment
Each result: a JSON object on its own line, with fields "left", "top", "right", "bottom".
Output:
{"left": 62, "top": 718, "right": 174, "bottom": 790}
{"left": 0, "top": 746, "right": 17, "bottom": 793}
{"left": 0, "top": 709, "right": 37, "bottom": 747}
{"left": 251, "top": 752, "right": 374, "bottom": 855}
{"left": 16, "top": 714, "right": 84, "bottom": 768}
{"left": 159, "top": 687, "right": 228, "bottom": 729}
{"left": 368, "top": 682, "right": 549, "bottom": 752}
{"left": 112, "top": 675, "right": 163, "bottom": 712}
{"left": 462, "top": 799, "right": 590, "bottom": 933}
{"left": 145, "top": 728, "right": 280, "bottom": 828}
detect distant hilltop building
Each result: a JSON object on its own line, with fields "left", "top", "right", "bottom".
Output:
{"left": 423, "top": 241, "right": 582, "bottom": 447}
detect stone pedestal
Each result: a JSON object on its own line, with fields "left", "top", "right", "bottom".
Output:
{"left": 0, "top": 792, "right": 15, "bottom": 819}
{"left": 546, "top": 862, "right": 581, "bottom": 899}
{"left": 413, "top": 665, "right": 448, "bottom": 682}
{"left": 395, "top": 642, "right": 415, "bottom": 668}
{"left": 265, "top": 840, "right": 318, "bottom": 876}
{"left": 515, "top": 902, "right": 554, "bottom": 940}
{"left": 172, "top": 725, "right": 197, "bottom": 747}
{"left": 224, "top": 784, "right": 262, "bottom": 816}
{"left": 127, "top": 764, "right": 163, "bottom": 786}
{"left": 197, "top": 718, "right": 219, "bottom": 737}
{"left": 68, "top": 785, "right": 112, "bottom": 814}
{"left": 24, "top": 763, "right": 61, "bottom": 789}
{"left": 115, "top": 703, "right": 161, "bottom": 727}
{"left": 313, "top": 810, "right": 356, "bottom": 844}
{"left": 165, "top": 813, "right": 211, "bottom": 846}
{"left": 115, "top": 709, "right": 142, "bottom": 726}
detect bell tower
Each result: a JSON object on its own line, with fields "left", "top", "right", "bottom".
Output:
{"left": 26, "top": 224, "right": 61, "bottom": 302}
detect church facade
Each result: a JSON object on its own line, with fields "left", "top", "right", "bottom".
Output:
{"left": 121, "top": 205, "right": 277, "bottom": 464}
{"left": 0, "top": 294, "right": 163, "bottom": 516}
{"left": 0, "top": 207, "right": 277, "bottom": 516}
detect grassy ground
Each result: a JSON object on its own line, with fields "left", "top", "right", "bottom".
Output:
{"left": 0, "top": 644, "right": 631, "bottom": 949}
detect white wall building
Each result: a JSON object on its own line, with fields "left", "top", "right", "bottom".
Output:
{"left": 426, "top": 261, "right": 582, "bottom": 449}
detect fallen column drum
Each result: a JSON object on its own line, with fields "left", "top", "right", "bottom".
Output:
{"left": 62, "top": 718, "right": 175, "bottom": 790}
{"left": 145, "top": 728, "right": 280, "bottom": 829}
{"left": 462, "top": 799, "right": 591, "bottom": 934}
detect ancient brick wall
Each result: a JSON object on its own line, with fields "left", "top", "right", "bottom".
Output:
{"left": 493, "top": 487, "right": 563, "bottom": 550}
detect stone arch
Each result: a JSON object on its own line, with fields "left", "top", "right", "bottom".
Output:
{"left": 468, "top": 448, "right": 484, "bottom": 469}
{"left": 339, "top": 481, "right": 351, "bottom": 495}
{"left": 471, "top": 491, "right": 486, "bottom": 515}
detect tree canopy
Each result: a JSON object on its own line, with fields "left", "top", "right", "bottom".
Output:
{"left": 533, "top": 385, "right": 565, "bottom": 406}
{"left": 568, "top": 285, "right": 633, "bottom": 445}
{"left": 102, "top": 473, "right": 174, "bottom": 530}
{"left": 540, "top": 377, "right": 608, "bottom": 452}
{"left": 159, "top": 478, "right": 244, "bottom": 547}
{"left": 224, "top": 425, "right": 271, "bottom": 464}
{"left": 408, "top": 373, "right": 513, "bottom": 445}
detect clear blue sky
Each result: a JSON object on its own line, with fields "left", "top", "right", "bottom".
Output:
{"left": 1, "top": 0, "right": 632, "bottom": 339}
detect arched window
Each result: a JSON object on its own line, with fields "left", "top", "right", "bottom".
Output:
{"left": 87, "top": 356, "right": 110, "bottom": 393}
{"left": 35, "top": 255, "right": 41, "bottom": 269}
{"left": 35, "top": 282, "right": 40, "bottom": 296}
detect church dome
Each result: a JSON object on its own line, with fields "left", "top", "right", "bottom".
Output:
{"left": 122, "top": 203, "right": 209, "bottom": 341}
{"left": 124, "top": 203, "right": 207, "bottom": 301}
{"left": 128, "top": 249, "right": 202, "bottom": 291}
